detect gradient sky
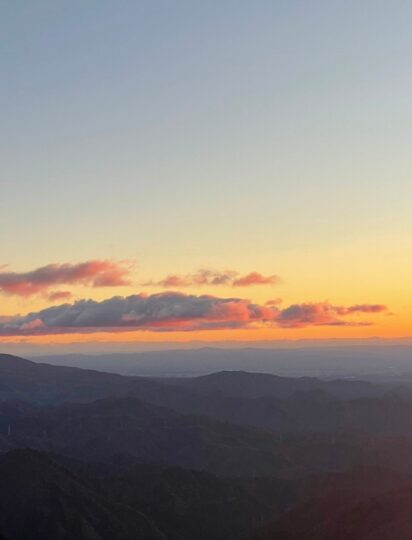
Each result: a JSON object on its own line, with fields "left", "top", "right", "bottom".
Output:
{"left": 1, "top": 1, "right": 412, "bottom": 349}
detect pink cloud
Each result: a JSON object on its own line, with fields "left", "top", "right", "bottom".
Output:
{"left": 145, "top": 269, "right": 280, "bottom": 288}
{"left": 335, "top": 304, "right": 388, "bottom": 315}
{"left": 276, "top": 302, "right": 388, "bottom": 328}
{"left": 0, "top": 260, "right": 133, "bottom": 297}
{"left": 232, "top": 272, "right": 280, "bottom": 287}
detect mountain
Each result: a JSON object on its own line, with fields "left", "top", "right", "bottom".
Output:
{"left": 2, "top": 448, "right": 411, "bottom": 540}
{"left": 0, "top": 449, "right": 296, "bottom": 540}
{"left": 0, "top": 353, "right": 398, "bottom": 419}
{"left": 100, "top": 463, "right": 295, "bottom": 540}
{"left": 4, "top": 354, "right": 412, "bottom": 441}
{"left": 0, "top": 353, "right": 160, "bottom": 405}
{"left": 5, "top": 396, "right": 412, "bottom": 479}
{"left": 169, "top": 369, "right": 382, "bottom": 399}
{"left": 31, "top": 345, "right": 412, "bottom": 381}
{"left": 0, "top": 397, "right": 301, "bottom": 477}
{"left": 183, "top": 392, "right": 412, "bottom": 437}
{"left": 0, "top": 448, "right": 164, "bottom": 540}
{"left": 4, "top": 354, "right": 412, "bottom": 537}
{"left": 1, "top": 354, "right": 389, "bottom": 405}
{"left": 252, "top": 486, "right": 412, "bottom": 540}
{"left": 250, "top": 468, "right": 412, "bottom": 540}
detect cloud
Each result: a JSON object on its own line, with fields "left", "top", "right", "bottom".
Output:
{"left": 276, "top": 302, "right": 387, "bottom": 328}
{"left": 335, "top": 304, "right": 388, "bottom": 315}
{"left": 46, "top": 291, "right": 73, "bottom": 302}
{"left": 0, "top": 294, "right": 387, "bottom": 336}
{"left": 0, "top": 292, "right": 278, "bottom": 335}
{"left": 265, "top": 298, "right": 283, "bottom": 306}
{"left": 233, "top": 272, "right": 280, "bottom": 287}
{"left": 145, "top": 269, "right": 280, "bottom": 288}
{"left": 0, "top": 260, "right": 133, "bottom": 297}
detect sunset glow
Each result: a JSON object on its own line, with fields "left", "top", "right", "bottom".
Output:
{"left": 1, "top": 1, "right": 411, "bottom": 352}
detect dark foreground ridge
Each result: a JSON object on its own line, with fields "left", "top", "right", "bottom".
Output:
{"left": 0, "top": 448, "right": 293, "bottom": 540}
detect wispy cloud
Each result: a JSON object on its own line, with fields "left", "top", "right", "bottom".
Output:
{"left": 0, "top": 260, "right": 133, "bottom": 297}
{"left": 46, "top": 291, "right": 73, "bottom": 302}
{"left": 144, "top": 269, "right": 280, "bottom": 288}
{"left": 335, "top": 304, "right": 388, "bottom": 315}
{"left": 276, "top": 302, "right": 387, "bottom": 328}
{"left": 265, "top": 298, "right": 283, "bottom": 306}
{"left": 0, "top": 294, "right": 387, "bottom": 336}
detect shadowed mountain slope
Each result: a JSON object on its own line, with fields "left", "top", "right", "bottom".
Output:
{"left": 2, "top": 354, "right": 406, "bottom": 439}
{"left": 0, "top": 353, "right": 162, "bottom": 405}
{"left": 0, "top": 448, "right": 164, "bottom": 540}
{"left": 0, "top": 449, "right": 296, "bottom": 540}
{"left": 250, "top": 467, "right": 412, "bottom": 540}
{"left": 0, "top": 397, "right": 313, "bottom": 477}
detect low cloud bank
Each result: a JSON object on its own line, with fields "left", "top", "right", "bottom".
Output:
{"left": 0, "top": 293, "right": 386, "bottom": 336}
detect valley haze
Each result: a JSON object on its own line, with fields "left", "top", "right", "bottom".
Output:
{"left": 30, "top": 344, "right": 412, "bottom": 381}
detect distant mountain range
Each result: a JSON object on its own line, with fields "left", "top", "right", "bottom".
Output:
{"left": 31, "top": 345, "right": 412, "bottom": 380}
{"left": 2, "top": 353, "right": 412, "bottom": 439}
{"left": 3, "top": 352, "right": 412, "bottom": 538}
{"left": 0, "top": 352, "right": 394, "bottom": 405}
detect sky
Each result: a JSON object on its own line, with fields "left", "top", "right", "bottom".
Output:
{"left": 1, "top": 1, "right": 412, "bottom": 352}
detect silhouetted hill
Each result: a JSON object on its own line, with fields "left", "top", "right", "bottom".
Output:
{"left": 0, "top": 448, "right": 164, "bottom": 540}
{"left": 0, "top": 449, "right": 296, "bottom": 540}
{"left": 252, "top": 487, "right": 412, "bottom": 540}
{"left": 0, "top": 353, "right": 163, "bottom": 405}
{"left": 2, "top": 447, "right": 411, "bottom": 540}
{"left": 4, "top": 355, "right": 412, "bottom": 537}
{"left": 250, "top": 467, "right": 412, "bottom": 540}
{"left": 5, "top": 355, "right": 412, "bottom": 457}
{"left": 184, "top": 392, "right": 412, "bottom": 436}
{"left": 1, "top": 354, "right": 388, "bottom": 407}
{"left": 101, "top": 463, "right": 295, "bottom": 540}
{"left": 1, "top": 354, "right": 403, "bottom": 438}
{"left": 173, "top": 370, "right": 381, "bottom": 400}
{"left": 0, "top": 398, "right": 302, "bottom": 477}
{"left": 5, "top": 397, "right": 412, "bottom": 479}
